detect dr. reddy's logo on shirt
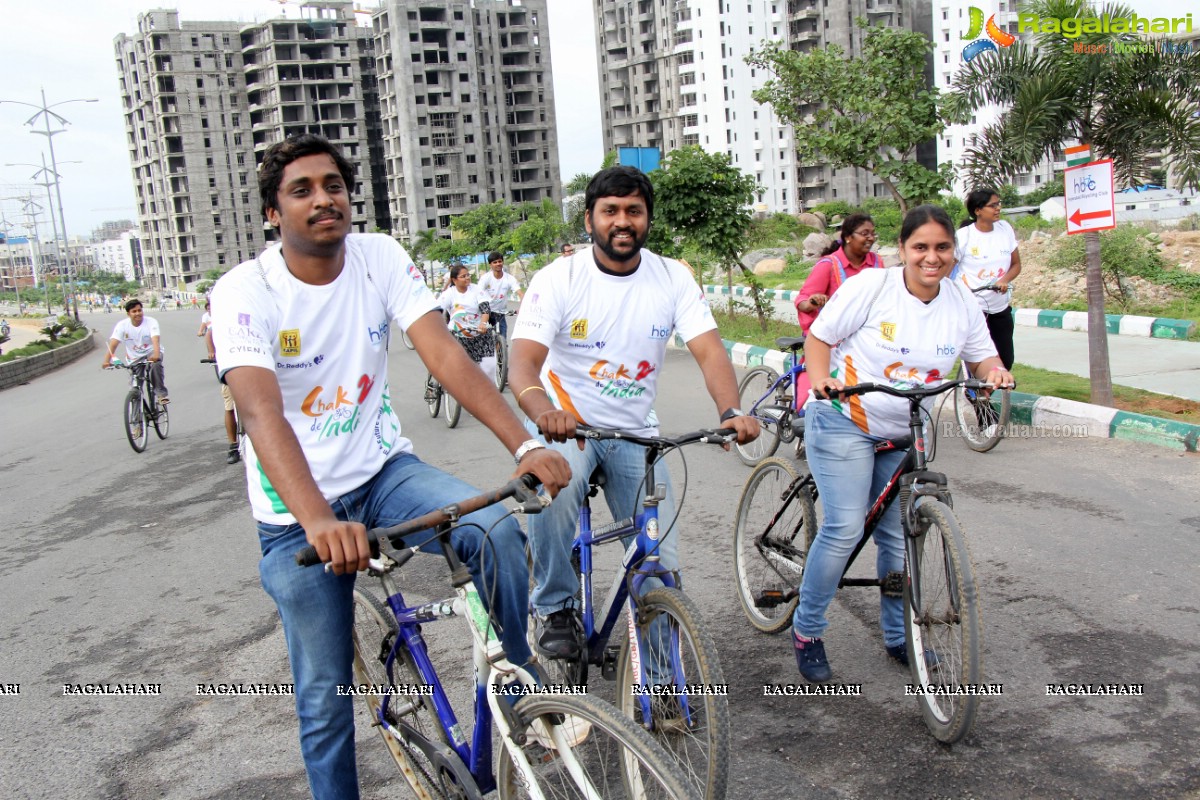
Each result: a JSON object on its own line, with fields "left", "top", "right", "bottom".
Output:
{"left": 280, "top": 329, "right": 301, "bottom": 357}
{"left": 880, "top": 322, "right": 897, "bottom": 342}
{"left": 570, "top": 319, "right": 589, "bottom": 340}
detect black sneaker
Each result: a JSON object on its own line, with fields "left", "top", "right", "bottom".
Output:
{"left": 226, "top": 444, "right": 241, "bottom": 465}
{"left": 886, "top": 643, "right": 940, "bottom": 670}
{"left": 535, "top": 609, "right": 583, "bottom": 660}
{"left": 794, "top": 632, "right": 832, "bottom": 683}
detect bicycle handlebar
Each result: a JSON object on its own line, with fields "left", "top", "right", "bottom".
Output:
{"left": 573, "top": 424, "right": 738, "bottom": 449}
{"left": 827, "top": 378, "right": 1006, "bottom": 402}
{"left": 107, "top": 355, "right": 151, "bottom": 370}
{"left": 972, "top": 284, "right": 1005, "bottom": 293}
{"left": 294, "top": 473, "right": 546, "bottom": 568}
{"left": 200, "top": 357, "right": 216, "bottom": 364}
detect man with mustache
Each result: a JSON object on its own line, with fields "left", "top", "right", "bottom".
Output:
{"left": 208, "top": 135, "right": 569, "bottom": 799}
{"left": 509, "top": 165, "right": 760, "bottom": 661}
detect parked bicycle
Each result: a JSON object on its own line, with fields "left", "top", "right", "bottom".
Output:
{"left": 734, "top": 337, "right": 808, "bottom": 466}
{"left": 107, "top": 356, "right": 169, "bottom": 453}
{"left": 733, "top": 379, "right": 991, "bottom": 744}
{"left": 295, "top": 475, "right": 698, "bottom": 800}
{"left": 952, "top": 286, "right": 1012, "bottom": 452}
{"left": 534, "top": 425, "right": 735, "bottom": 799}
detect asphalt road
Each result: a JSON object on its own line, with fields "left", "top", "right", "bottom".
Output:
{"left": 1, "top": 308, "right": 1198, "bottom": 799}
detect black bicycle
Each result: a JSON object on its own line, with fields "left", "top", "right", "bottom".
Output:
{"left": 733, "top": 379, "right": 994, "bottom": 744}
{"left": 952, "top": 286, "right": 1013, "bottom": 452}
{"left": 108, "top": 356, "right": 169, "bottom": 453}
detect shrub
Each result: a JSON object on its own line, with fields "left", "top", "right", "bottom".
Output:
{"left": 811, "top": 200, "right": 858, "bottom": 221}
{"left": 1044, "top": 225, "right": 1200, "bottom": 307}
{"left": 860, "top": 199, "right": 903, "bottom": 244}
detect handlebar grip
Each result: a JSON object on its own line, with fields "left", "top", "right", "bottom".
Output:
{"left": 512, "top": 472, "right": 551, "bottom": 513}
{"left": 200, "top": 357, "right": 216, "bottom": 363}
{"left": 294, "top": 530, "right": 381, "bottom": 567}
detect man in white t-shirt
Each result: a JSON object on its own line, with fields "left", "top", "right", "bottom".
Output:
{"left": 477, "top": 250, "right": 522, "bottom": 338}
{"left": 209, "top": 135, "right": 569, "bottom": 800}
{"left": 509, "top": 165, "right": 759, "bottom": 660}
{"left": 101, "top": 299, "right": 169, "bottom": 404}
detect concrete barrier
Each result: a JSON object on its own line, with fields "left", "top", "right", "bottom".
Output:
{"left": 0, "top": 332, "right": 96, "bottom": 391}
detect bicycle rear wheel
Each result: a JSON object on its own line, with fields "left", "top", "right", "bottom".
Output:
{"left": 352, "top": 589, "right": 451, "bottom": 799}
{"left": 953, "top": 363, "right": 1010, "bottom": 452}
{"left": 494, "top": 334, "right": 508, "bottom": 392}
{"left": 444, "top": 389, "right": 461, "bottom": 428}
{"left": 615, "top": 588, "right": 729, "bottom": 800}
{"left": 732, "top": 457, "right": 816, "bottom": 634}
{"left": 152, "top": 399, "right": 170, "bottom": 439}
{"left": 498, "top": 692, "right": 698, "bottom": 800}
{"left": 904, "top": 499, "right": 983, "bottom": 744}
{"left": 425, "top": 372, "right": 442, "bottom": 418}
{"left": 735, "top": 367, "right": 783, "bottom": 467}
{"left": 124, "top": 390, "right": 148, "bottom": 453}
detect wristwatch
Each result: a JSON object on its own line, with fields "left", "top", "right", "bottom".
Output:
{"left": 514, "top": 439, "right": 545, "bottom": 464}
{"left": 720, "top": 408, "right": 745, "bottom": 423}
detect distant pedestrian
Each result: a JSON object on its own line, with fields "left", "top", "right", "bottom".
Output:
{"left": 954, "top": 188, "right": 1021, "bottom": 369}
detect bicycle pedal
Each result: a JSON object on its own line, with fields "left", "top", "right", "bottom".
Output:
{"left": 881, "top": 571, "right": 904, "bottom": 598}
{"left": 755, "top": 589, "right": 788, "bottom": 609}
{"left": 600, "top": 645, "right": 621, "bottom": 680}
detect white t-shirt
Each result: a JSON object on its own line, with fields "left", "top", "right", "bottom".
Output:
{"left": 513, "top": 248, "right": 717, "bottom": 436}
{"left": 809, "top": 268, "right": 997, "bottom": 440}
{"left": 438, "top": 283, "right": 490, "bottom": 337}
{"left": 477, "top": 270, "right": 521, "bottom": 314}
{"left": 954, "top": 221, "right": 1018, "bottom": 314}
{"left": 210, "top": 234, "right": 439, "bottom": 525}
{"left": 109, "top": 317, "right": 163, "bottom": 360}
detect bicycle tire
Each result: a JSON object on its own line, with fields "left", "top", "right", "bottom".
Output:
{"left": 732, "top": 457, "right": 816, "bottom": 634}
{"left": 735, "top": 366, "right": 784, "bottom": 467}
{"left": 352, "top": 589, "right": 451, "bottom": 799}
{"left": 425, "top": 372, "right": 442, "bottom": 418}
{"left": 904, "top": 499, "right": 983, "bottom": 744}
{"left": 494, "top": 334, "right": 509, "bottom": 392}
{"left": 124, "top": 389, "right": 148, "bottom": 453}
{"left": 152, "top": 399, "right": 170, "bottom": 439}
{"left": 444, "top": 389, "right": 461, "bottom": 428}
{"left": 615, "top": 587, "right": 729, "bottom": 800}
{"left": 497, "top": 692, "right": 699, "bottom": 800}
{"left": 401, "top": 328, "right": 416, "bottom": 350}
{"left": 953, "top": 363, "right": 1010, "bottom": 453}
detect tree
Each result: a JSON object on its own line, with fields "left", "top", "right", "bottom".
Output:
{"left": 565, "top": 172, "right": 592, "bottom": 195}
{"left": 407, "top": 228, "right": 438, "bottom": 263}
{"left": 511, "top": 199, "right": 566, "bottom": 266}
{"left": 451, "top": 201, "right": 519, "bottom": 255}
{"left": 747, "top": 21, "right": 954, "bottom": 213}
{"left": 944, "top": 0, "right": 1200, "bottom": 405}
{"left": 650, "top": 146, "right": 769, "bottom": 329}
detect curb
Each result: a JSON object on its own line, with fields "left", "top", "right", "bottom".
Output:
{"left": 702, "top": 285, "right": 1196, "bottom": 340}
{"left": 671, "top": 334, "right": 1200, "bottom": 453}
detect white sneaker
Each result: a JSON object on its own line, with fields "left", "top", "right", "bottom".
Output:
{"left": 530, "top": 714, "right": 592, "bottom": 750}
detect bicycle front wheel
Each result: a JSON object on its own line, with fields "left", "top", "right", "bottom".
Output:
{"left": 124, "top": 390, "right": 148, "bottom": 453}
{"left": 444, "top": 389, "right": 461, "bottom": 428}
{"left": 152, "top": 399, "right": 170, "bottom": 439}
{"left": 735, "top": 366, "right": 783, "bottom": 467}
{"left": 498, "top": 692, "right": 699, "bottom": 800}
{"left": 352, "top": 589, "right": 451, "bottom": 799}
{"left": 425, "top": 372, "right": 442, "bottom": 418}
{"left": 615, "top": 588, "right": 729, "bottom": 800}
{"left": 953, "top": 363, "right": 1010, "bottom": 452}
{"left": 732, "top": 457, "right": 816, "bottom": 634}
{"left": 494, "top": 334, "right": 509, "bottom": 392}
{"left": 904, "top": 499, "right": 983, "bottom": 744}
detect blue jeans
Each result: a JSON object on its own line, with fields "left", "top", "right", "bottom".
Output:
{"left": 793, "top": 402, "right": 907, "bottom": 649}
{"left": 524, "top": 421, "right": 678, "bottom": 616}
{"left": 257, "top": 452, "right": 529, "bottom": 800}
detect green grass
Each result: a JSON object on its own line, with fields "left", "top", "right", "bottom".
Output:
{"left": 712, "top": 309, "right": 803, "bottom": 351}
{"left": 0, "top": 328, "right": 88, "bottom": 363}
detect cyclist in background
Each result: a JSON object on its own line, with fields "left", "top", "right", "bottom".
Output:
{"left": 197, "top": 299, "right": 213, "bottom": 337}
{"left": 101, "top": 299, "right": 169, "bottom": 405}
{"left": 477, "top": 251, "right": 522, "bottom": 338}
{"left": 204, "top": 322, "right": 240, "bottom": 466}
{"left": 954, "top": 188, "right": 1021, "bottom": 369}
{"left": 438, "top": 263, "right": 498, "bottom": 384}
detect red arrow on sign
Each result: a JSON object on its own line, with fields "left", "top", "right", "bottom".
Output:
{"left": 1069, "top": 207, "right": 1113, "bottom": 226}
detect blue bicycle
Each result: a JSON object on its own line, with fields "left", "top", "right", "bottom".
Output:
{"left": 536, "top": 425, "right": 735, "bottom": 800}
{"left": 734, "top": 336, "right": 808, "bottom": 466}
{"left": 296, "top": 476, "right": 697, "bottom": 800}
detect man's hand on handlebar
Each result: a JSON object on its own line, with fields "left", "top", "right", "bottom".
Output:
{"left": 535, "top": 408, "right": 582, "bottom": 448}
{"left": 512, "top": 447, "right": 571, "bottom": 499}
{"left": 724, "top": 414, "right": 761, "bottom": 447}
{"left": 980, "top": 366, "right": 1016, "bottom": 396}
{"left": 307, "top": 516, "right": 372, "bottom": 575}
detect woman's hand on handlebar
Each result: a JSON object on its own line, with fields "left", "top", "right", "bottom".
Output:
{"left": 981, "top": 366, "right": 1016, "bottom": 394}
{"left": 811, "top": 376, "right": 846, "bottom": 400}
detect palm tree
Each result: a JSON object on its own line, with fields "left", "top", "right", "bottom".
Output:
{"left": 945, "top": 0, "right": 1200, "bottom": 405}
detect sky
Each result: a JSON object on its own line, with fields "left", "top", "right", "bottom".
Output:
{"left": 0, "top": 0, "right": 603, "bottom": 240}
{"left": 0, "top": 0, "right": 1194, "bottom": 242}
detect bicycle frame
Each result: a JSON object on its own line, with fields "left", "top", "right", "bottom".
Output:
{"left": 745, "top": 350, "right": 807, "bottom": 422}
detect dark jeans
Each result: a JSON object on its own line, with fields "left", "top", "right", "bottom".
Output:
{"left": 985, "top": 308, "right": 1015, "bottom": 370}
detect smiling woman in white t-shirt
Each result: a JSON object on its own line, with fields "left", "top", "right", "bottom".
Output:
{"left": 953, "top": 188, "right": 1022, "bottom": 369}
{"left": 790, "top": 204, "right": 1015, "bottom": 685}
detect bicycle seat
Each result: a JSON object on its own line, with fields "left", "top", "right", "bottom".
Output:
{"left": 775, "top": 336, "right": 806, "bottom": 352}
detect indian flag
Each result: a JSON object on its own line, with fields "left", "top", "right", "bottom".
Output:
{"left": 1064, "top": 144, "right": 1091, "bottom": 167}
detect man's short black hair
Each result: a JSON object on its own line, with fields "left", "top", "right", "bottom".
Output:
{"left": 124, "top": 299, "right": 142, "bottom": 313}
{"left": 585, "top": 166, "right": 654, "bottom": 221}
{"left": 258, "top": 134, "right": 356, "bottom": 219}
{"left": 487, "top": 251, "right": 504, "bottom": 263}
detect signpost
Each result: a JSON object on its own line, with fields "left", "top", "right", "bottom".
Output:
{"left": 1063, "top": 157, "right": 1116, "bottom": 235}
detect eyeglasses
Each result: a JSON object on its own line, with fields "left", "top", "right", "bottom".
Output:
{"left": 562, "top": 247, "right": 575, "bottom": 254}
{"left": 852, "top": 230, "right": 878, "bottom": 239}
{"left": 984, "top": 202, "right": 1003, "bottom": 209}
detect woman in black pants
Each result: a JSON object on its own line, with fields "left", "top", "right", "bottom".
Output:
{"left": 953, "top": 188, "right": 1021, "bottom": 368}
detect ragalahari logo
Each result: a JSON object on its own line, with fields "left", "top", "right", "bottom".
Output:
{"left": 962, "top": 6, "right": 1016, "bottom": 62}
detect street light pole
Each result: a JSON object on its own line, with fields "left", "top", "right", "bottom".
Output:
{"left": 0, "top": 90, "right": 98, "bottom": 321}
{"left": 6, "top": 157, "right": 81, "bottom": 317}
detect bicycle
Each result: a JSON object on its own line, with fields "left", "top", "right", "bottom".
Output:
{"left": 488, "top": 311, "right": 515, "bottom": 393}
{"left": 424, "top": 371, "right": 461, "bottom": 429}
{"left": 733, "top": 379, "right": 991, "bottom": 744}
{"left": 200, "top": 357, "right": 245, "bottom": 456}
{"left": 294, "top": 476, "right": 699, "bottom": 800}
{"left": 534, "top": 425, "right": 736, "bottom": 799}
{"left": 952, "top": 286, "right": 1012, "bottom": 452}
{"left": 108, "top": 356, "right": 169, "bottom": 453}
{"left": 734, "top": 337, "right": 808, "bottom": 466}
